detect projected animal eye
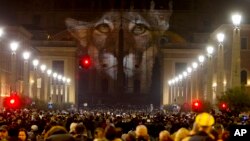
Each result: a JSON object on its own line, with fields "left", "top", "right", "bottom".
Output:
{"left": 95, "top": 23, "right": 111, "bottom": 33}
{"left": 131, "top": 24, "right": 148, "bottom": 35}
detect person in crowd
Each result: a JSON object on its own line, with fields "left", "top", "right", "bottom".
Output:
{"left": 174, "top": 128, "right": 189, "bottom": 141}
{"left": 94, "top": 127, "right": 105, "bottom": 140}
{"left": 74, "top": 123, "right": 92, "bottom": 141}
{"left": 44, "top": 125, "right": 75, "bottom": 141}
{"left": 105, "top": 125, "right": 120, "bottom": 141}
{"left": 28, "top": 125, "right": 39, "bottom": 141}
{"left": 18, "top": 128, "right": 30, "bottom": 141}
{"left": 70, "top": 122, "right": 78, "bottom": 136}
{"left": 188, "top": 112, "right": 216, "bottom": 141}
{"left": 159, "top": 130, "right": 173, "bottom": 141}
{"left": 182, "top": 122, "right": 199, "bottom": 141}
{"left": 0, "top": 125, "right": 9, "bottom": 141}
{"left": 135, "top": 125, "right": 150, "bottom": 141}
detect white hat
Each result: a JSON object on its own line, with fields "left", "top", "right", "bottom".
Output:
{"left": 70, "top": 122, "right": 77, "bottom": 133}
{"left": 31, "top": 125, "right": 38, "bottom": 131}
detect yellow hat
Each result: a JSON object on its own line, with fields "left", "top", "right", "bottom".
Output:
{"left": 195, "top": 112, "right": 215, "bottom": 126}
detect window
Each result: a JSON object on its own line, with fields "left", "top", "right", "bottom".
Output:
{"left": 241, "top": 70, "right": 247, "bottom": 85}
{"left": 241, "top": 37, "right": 248, "bottom": 49}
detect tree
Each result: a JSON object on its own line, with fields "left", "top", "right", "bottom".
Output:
{"left": 217, "top": 87, "right": 250, "bottom": 112}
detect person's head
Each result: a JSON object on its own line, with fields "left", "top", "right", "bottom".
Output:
{"left": 75, "top": 123, "right": 87, "bottom": 135}
{"left": 0, "top": 125, "right": 8, "bottom": 139}
{"left": 94, "top": 127, "right": 105, "bottom": 139}
{"left": 31, "top": 125, "right": 38, "bottom": 132}
{"left": 212, "top": 124, "right": 224, "bottom": 135}
{"left": 159, "top": 130, "right": 173, "bottom": 141}
{"left": 135, "top": 125, "right": 149, "bottom": 141}
{"left": 18, "top": 128, "right": 28, "bottom": 141}
{"left": 195, "top": 112, "right": 215, "bottom": 133}
{"left": 44, "top": 125, "right": 68, "bottom": 139}
{"left": 174, "top": 128, "right": 189, "bottom": 141}
{"left": 105, "top": 125, "right": 117, "bottom": 141}
{"left": 190, "top": 122, "right": 199, "bottom": 135}
{"left": 69, "top": 122, "right": 78, "bottom": 135}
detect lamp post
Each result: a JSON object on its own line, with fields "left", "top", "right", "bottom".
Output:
{"left": 57, "top": 74, "right": 63, "bottom": 104}
{"left": 66, "top": 78, "right": 71, "bottom": 103}
{"left": 178, "top": 74, "right": 183, "bottom": 104}
{"left": 10, "top": 42, "right": 19, "bottom": 93}
{"left": 168, "top": 80, "right": 173, "bottom": 104}
{"left": 206, "top": 46, "right": 214, "bottom": 103}
{"left": 182, "top": 71, "right": 188, "bottom": 103}
{"left": 52, "top": 72, "right": 58, "bottom": 103}
{"left": 40, "top": 64, "right": 46, "bottom": 101}
{"left": 231, "top": 13, "right": 242, "bottom": 87}
{"left": 23, "top": 51, "right": 30, "bottom": 97}
{"left": 187, "top": 67, "right": 192, "bottom": 104}
{"left": 198, "top": 55, "right": 205, "bottom": 100}
{"left": 46, "top": 69, "right": 52, "bottom": 102}
{"left": 62, "top": 76, "right": 66, "bottom": 103}
{"left": 192, "top": 62, "right": 198, "bottom": 99}
{"left": 32, "top": 59, "right": 39, "bottom": 99}
{"left": 174, "top": 77, "right": 179, "bottom": 103}
{"left": 216, "top": 33, "right": 225, "bottom": 98}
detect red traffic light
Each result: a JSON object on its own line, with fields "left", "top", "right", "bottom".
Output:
{"left": 10, "top": 99, "right": 15, "bottom": 104}
{"left": 194, "top": 102, "right": 199, "bottom": 107}
{"left": 79, "top": 55, "right": 91, "bottom": 69}
{"left": 222, "top": 103, "right": 226, "bottom": 108}
{"left": 4, "top": 95, "right": 21, "bottom": 109}
{"left": 220, "top": 102, "right": 228, "bottom": 110}
{"left": 192, "top": 100, "right": 202, "bottom": 112}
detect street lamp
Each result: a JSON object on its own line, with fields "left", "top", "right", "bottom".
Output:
{"left": 32, "top": 59, "right": 39, "bottom": 99}
{"left": 46, "top": 69, "right": 52, "bottom": 102}
{"left": 186, "top": 67, "right": 193, "bottom": 104}
{"left": 192, "top": 62, "right": 198, "bottom": 99}
{"left": 192, "top": 62, "right": 198, "bottom": 69}
{"left": 198, "top": 55, "right": 205, "bottom": 100}
{"left": 207, "top": 46, "right": 214, "bottom": 56}
{"left": 217, "top": 33, "right": 225, "bottom": 44}
{"left": 168, "top": 80, "right": 172, "bottom": 103}
{"left": 66, "top": 78, "right": 71, "bottom": 103}
{"left": 232, "top": 13, "right": 241, "bottom": 28}
{"left": 47, "top": 69, "right": 52, "bottom": 76}
{"left": 40, "top": 64, "right": 47, "bottom": 73}
{"left": 23, "top": 51, "right": 30, "bottom": 97}
{"left": 23, "top": 51, "right": 30, "bottom": 60}
{"left": 206, "top": 46, "right": 214, "bottom": 103}
{"left": 231, "top": 13, "right": 242, "bottom": 87}
{"left": 10, "top": 41, "right": 19, "bottom": 92}
{"left": 198, "top": 55, "right": 205, "bottom": 64}
{"left": 216, "top": 33, "right": 225, "bottom": 98}
{"left": 39, "top": 64, "right": 47, "bottom": 100}
{"left": 52, "top": 72, "right": 58, "bottom": 103}
{"left": 32, "top": 59, "right": 39, "bottom": 69}
{"left": 182, "top": 71, "right": 188, "bottom": 103}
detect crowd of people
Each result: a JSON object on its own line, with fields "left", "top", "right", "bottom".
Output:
{"left": 0, "top": 104, "right": 249, "bottom": 141}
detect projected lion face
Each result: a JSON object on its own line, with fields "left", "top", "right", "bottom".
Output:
{"left": 66, "top": 11, "right": 170, "bottom": 80}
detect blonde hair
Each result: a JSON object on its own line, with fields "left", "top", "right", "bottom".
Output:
{"left": 174, "top": 128, "right": 189, "bottom": 141}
